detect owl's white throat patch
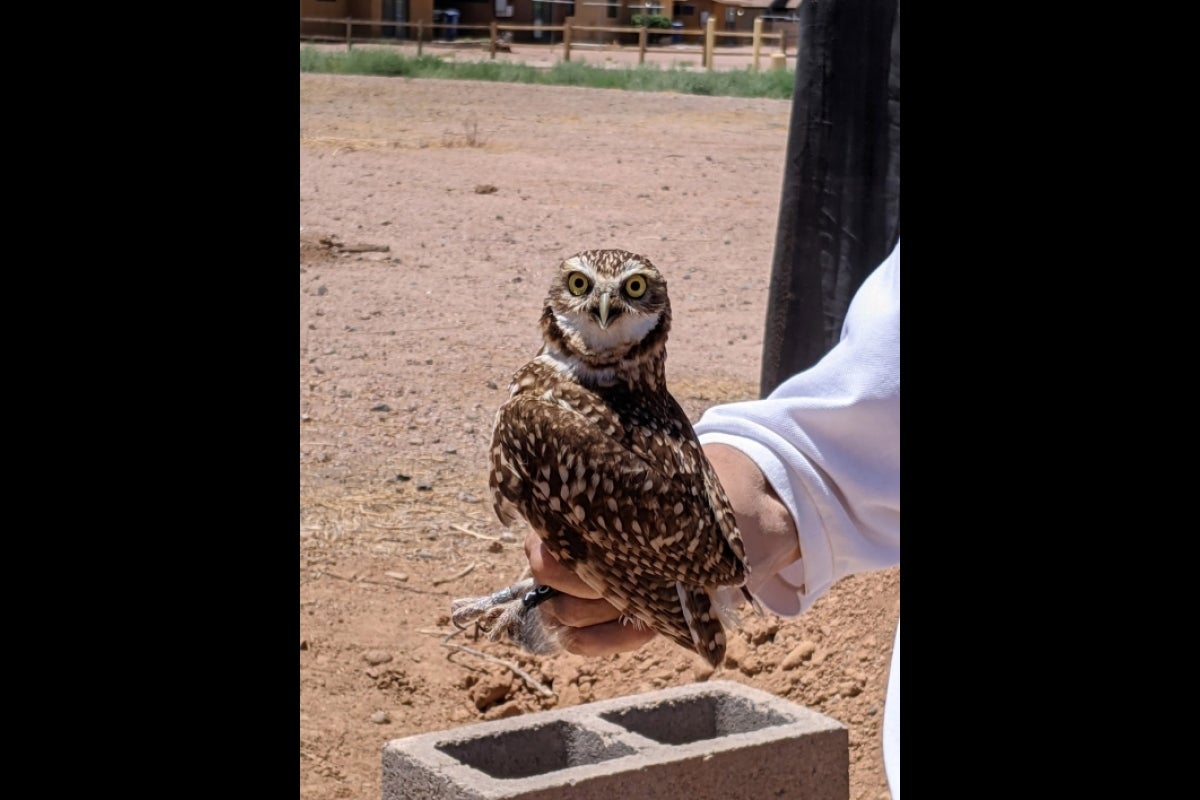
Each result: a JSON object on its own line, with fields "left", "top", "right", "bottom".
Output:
{"left": 535, "top": 350, "right": 616, "bottom": 386}
{"left": 553, "top": 308, "right": 659, "bottom": 357}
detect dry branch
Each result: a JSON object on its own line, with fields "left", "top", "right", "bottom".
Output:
{"left": 440, "top": 630, "right": 554, "bottom": 698}
{"left": 432, "top": 563, "right": 477, "bottom": 586}
{"left": 449, "top": 523, "right": 499, "bottom": 541}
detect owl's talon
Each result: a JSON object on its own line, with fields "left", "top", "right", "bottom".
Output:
{"left": 451, "top": 577, "right": 541, "bottom": 633}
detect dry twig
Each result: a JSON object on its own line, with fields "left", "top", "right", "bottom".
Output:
{"left": 449, "top": 523, "right": 499, "bottom": 541}
{"left": 432, "top": 563, "right": 477, "bottom": 586}
{"left": 440, "top": 629, "right": 554, "bottom": 698}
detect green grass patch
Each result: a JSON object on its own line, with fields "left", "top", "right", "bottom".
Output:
{"left": 299, "top": 46, "right": 794, "bottom": 99}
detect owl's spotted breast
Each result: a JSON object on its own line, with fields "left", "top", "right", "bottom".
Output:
{"left": 489, "top": 347, "right": 747, "bottom": 662}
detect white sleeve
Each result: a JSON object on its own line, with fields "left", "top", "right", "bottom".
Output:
{"left": 694, "top": 241, "right": 900, "bottom": 617}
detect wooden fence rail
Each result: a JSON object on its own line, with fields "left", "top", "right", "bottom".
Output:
{"left": 299, "top": 16, "right": 793, "bottom": 72}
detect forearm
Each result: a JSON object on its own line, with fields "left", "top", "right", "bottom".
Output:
{"left": 694, "top": 248, "right": 900, "bottom": 610}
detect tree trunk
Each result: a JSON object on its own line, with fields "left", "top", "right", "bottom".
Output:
{"left": 759, "top": 0, "right": 901, "bottom": 396}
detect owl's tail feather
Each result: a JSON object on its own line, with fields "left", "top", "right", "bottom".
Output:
{"left": 676, "top": 584, "right": 728, "bottom": 668}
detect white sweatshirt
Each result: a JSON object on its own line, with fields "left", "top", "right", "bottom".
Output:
{"left": 694, "top": 240, "right": 900, "bottom": 798}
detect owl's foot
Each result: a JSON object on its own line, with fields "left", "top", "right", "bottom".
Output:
{"left": 450, "top": 578, "right": 563, "bottom": 655}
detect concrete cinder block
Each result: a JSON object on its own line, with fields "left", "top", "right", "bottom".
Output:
{"left": 382, "top": 680, "right": 848, "bottom": 800}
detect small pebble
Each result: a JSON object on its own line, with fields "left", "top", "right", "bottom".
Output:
{"left": 780, "top": 641, "right": 817, "bottom": 670}
{"left": 362, "top": 650, "right": 393, "bottom": 666}
{"left": 370, "top": 711, "right": 390, "bottom": 725}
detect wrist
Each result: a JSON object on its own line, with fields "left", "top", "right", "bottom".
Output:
{"left": 703, "top": 443, "right": 801, "bottom": 592}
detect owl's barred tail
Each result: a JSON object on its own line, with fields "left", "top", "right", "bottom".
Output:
{"left": 675, "top": 584, "right": 729, "bottom": 668}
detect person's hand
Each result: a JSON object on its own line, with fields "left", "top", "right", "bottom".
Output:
{"left": 524, "top": 443, "right": 801, "bottom": 656}
{"left": 525, "top": 530, "right": 658, "bottom": 657}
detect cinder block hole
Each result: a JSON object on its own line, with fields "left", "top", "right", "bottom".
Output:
{"left": 435, "top": 720, "right": 636, "bottom": 780}
{"left": 600, "top": 693, "right": 791, "bottom": 746}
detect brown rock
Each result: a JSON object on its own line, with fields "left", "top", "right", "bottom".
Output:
{"left": 362, "top": 650, "right": 393, "bottom": 666}
{"left": 470, "top": 673, "right": 513, "bottom": 711}
{"left": 556, "top": 683, "right": 582, "bottom": 706}
{"left": 780, "top": 640, "right": 818, "bottom": 670}
{"left": 482, "top": 702, "right": 523, "bottom": 720}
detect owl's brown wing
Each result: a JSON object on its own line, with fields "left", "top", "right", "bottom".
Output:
{"left": 490, "top": 391, "right": 747, "bottom": 661}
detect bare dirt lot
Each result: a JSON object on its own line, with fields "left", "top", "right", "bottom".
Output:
{"left": 300, "top": 72, "right": 899, "bottom": 800}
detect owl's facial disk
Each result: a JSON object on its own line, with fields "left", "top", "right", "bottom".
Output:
{"left": 555, "top": 255, "right": 664, "bottom": 355}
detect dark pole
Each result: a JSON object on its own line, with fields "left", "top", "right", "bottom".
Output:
{"left": 758, "top": 0, "right": 900, "bottom": 397}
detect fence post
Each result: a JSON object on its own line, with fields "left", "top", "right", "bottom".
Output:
{"left": 753, "top": 16, "right": 763, "bottom": 71}
{"left": 563, "top": 22, "right": 572, "bottom": 62}
{"left": 752, "top": 17, "right": 762, "bottom": 72}
{"left": 345, "top": 17, "right": 352, "bottom": 51}
{"left": 705, "top": 17, "right": 716, "bottom": 71}
{"left": 417, "top": 20, "right": 423, "bottom": 55}
{"left": 638, "top": 25, "right": 647, "bottom": 65}
{"left": 490, "top": 22, "right": 498, "bottom": 59}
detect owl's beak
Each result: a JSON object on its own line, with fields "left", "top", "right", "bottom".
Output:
{"left": 596, "top": 291, "right": 612, "bottom": 329}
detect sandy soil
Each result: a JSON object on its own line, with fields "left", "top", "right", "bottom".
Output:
{"left": 299, "top": 72, "right": 899, "bottom": 800}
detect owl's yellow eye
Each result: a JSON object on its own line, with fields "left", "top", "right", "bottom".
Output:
{"left": 624, "top": 275, "right": 648, "bottom": 298}
{"left": 567, "top": 272, "right": 590, "bottom": 296}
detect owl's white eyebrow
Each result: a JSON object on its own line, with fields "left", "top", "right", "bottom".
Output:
{"left": 620, "top": 259, "right": 644, "bottom": 273}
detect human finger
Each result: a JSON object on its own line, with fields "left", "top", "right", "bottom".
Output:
{"left": 557, "top": 618, "right": 659, "bottom": 658}
{"left": 542, "top": 592, "right": 625, "bottom": 628}
{"left": 524, "top": 531, "right": 602, "bottom": 599}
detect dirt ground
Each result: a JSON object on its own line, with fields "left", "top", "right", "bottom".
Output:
{"left": 299, "top": 73, "right": 899, "bottom": 800}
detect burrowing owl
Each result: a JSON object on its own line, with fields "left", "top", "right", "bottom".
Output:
{"left": 451, "top": 249, "right": 753, "bottom": 667}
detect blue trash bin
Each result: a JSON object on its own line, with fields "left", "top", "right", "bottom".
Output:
{"left": 444, "top": 9, "right": 459, "bottom": 41}
{"left": 671, "top": 20, "right": 683, "bottom": 44}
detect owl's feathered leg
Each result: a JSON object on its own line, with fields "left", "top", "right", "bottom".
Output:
{"left": 450, "top": 578, "right": 563, "bottom": 655}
